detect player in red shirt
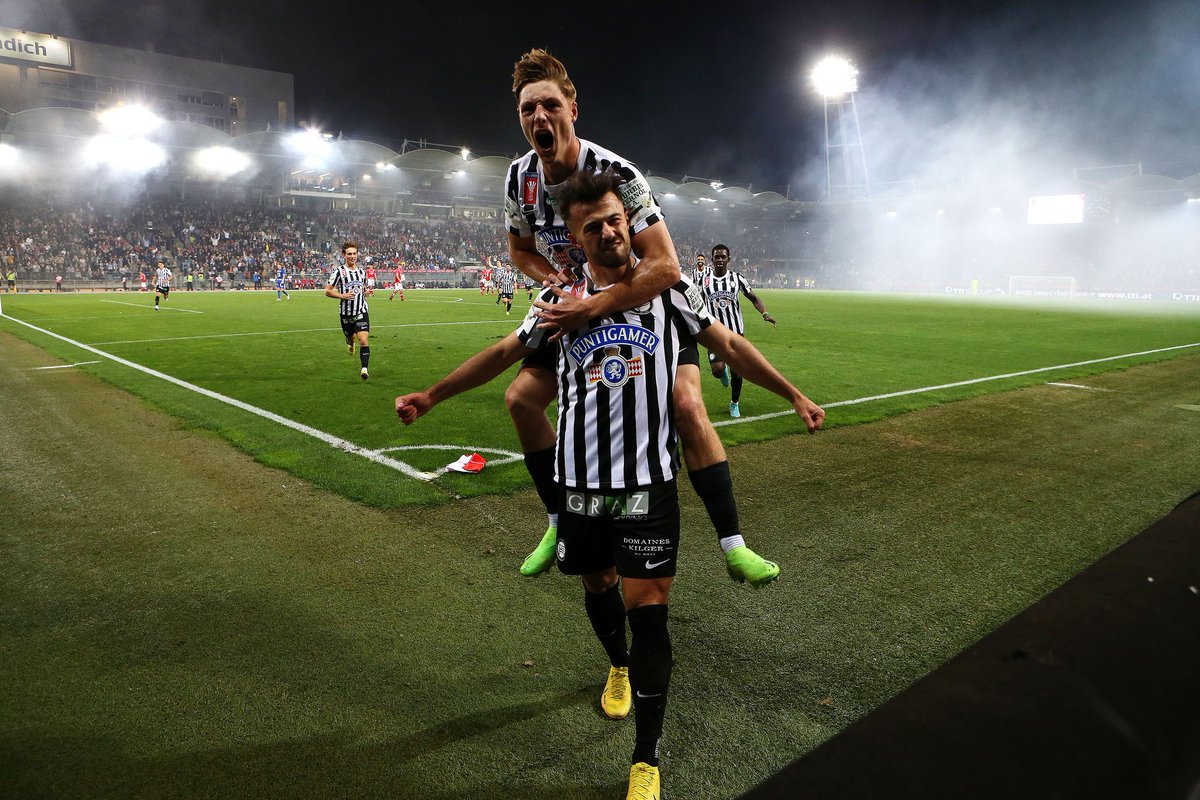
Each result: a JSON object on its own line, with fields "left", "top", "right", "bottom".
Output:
{"left": 388, "top": 268, "right": 406, "bottom": 302}
{"left": 481, "top": 264, "right": 494, "bottom": 295}
{"left": 365, "top": 264, "right": 377, "bottom": 297}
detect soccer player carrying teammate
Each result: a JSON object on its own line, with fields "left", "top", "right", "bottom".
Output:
{"left": 152, "top": 261, "right": 172, "bottom": 309}
{"left": 325, "top": 241, "right": 372, "bottom": 381}
{"left": 396, "top": 170, "right": 824, "bottom": 800}
{"left": 503, "top": 49, "right": 781, "bottom": 586}
{"left": 704, "top": 244, "right": 777, "bottom": 418}
{"left": 388, "top": 266, "right": 406, "bottom": 301}
{"left": 275, "top": 264, "right": 291, "bottom": 301}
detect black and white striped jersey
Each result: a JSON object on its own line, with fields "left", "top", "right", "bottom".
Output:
{"left": 327, "top": 265, "right": 368, "bottom": 317}
{"left": 154, "top": 267, "right": 172, "bottom": 287}
{"left": 692, "top": 265, "right": 713, "bottom": 290}
{"left": 704, "top": 270, "right": 754, "bottom": 335}
{"left": 503, "top": 138, "right": 663, "bottom": 276}
{"left": 517, "top": 273, "right": 714, "bottom": 492}
{"left": 498, "top": 268, "right": 516, "bottom": 294}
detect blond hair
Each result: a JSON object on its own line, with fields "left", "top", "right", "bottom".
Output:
{"left": 512, "top": 48, "right": 576, "bottom": 102}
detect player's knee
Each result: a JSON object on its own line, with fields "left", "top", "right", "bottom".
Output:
{"left": 582, "top": 570, "right": 619, "bottom": 594}
{"left": 672, "top": 384, "right": 705, "bottom": 429}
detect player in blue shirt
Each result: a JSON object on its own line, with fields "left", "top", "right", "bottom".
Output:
{"left": 275, "top": 266, "right": 291, "bottom": 301}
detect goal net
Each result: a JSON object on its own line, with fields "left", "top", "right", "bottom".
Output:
{"left": 1007, "top": 275, "right": 1078, "bottom": 298}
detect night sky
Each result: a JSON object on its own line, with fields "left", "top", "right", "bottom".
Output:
{"left": 6, "top": 0, "right": 1199, "bottom": 197}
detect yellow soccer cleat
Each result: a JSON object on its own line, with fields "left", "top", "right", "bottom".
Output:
{"left": 626, "top": 762, "right": 660, "bottom": 800}
{"left": 601, "top": 666, "right": 631, "bottom": 720}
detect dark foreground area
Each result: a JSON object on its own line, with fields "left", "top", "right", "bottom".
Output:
{"left": 747, "top": 491, "right": 1200, "bottom": 799}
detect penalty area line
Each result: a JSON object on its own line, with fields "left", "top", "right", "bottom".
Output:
{"left": 0, "top": 311, "right": 439, "bottom": 481}
{"left": 712, "top": 341, "right": 1200, "bottom": 428}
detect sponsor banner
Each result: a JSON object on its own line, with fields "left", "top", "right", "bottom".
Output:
{"left": 0, "top": 27, "right": 72, "bottom": 67}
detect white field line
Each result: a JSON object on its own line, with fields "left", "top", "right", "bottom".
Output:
{"left": 1, "top": 312, "right": 439, "bottom": 481}
{"left": 29, "top": 361, "right": 102, "bottom": 370}
{"left": 92, "top": 318, "right": 513, "bottom": 346}
{"left": 712, "top": 341, "right": 1200, "bottom": 428}
{"left": 100, "top": 299, "right": 203, "bottom": 314}
{"left": 1045, "top": 382, "right": 1114, "bottom": 392}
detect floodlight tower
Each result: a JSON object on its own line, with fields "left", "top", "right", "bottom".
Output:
{"left": 812, "top": 56, "right": 870, "bottom": 200}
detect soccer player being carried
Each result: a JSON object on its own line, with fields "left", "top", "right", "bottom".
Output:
{"left": 703, "top": 244, "right": 777, "bottom": 418}
{"left": 502, "top": 49, "right": 781, "bottom": 587}
{"left": 325, "top": 241, "right": 372, "bottom": 381}
{"left": 152, "top": 261, "right": 172, "bottom": 310}
{"left": 396, "top": 169, "right": 824, "bottom": 800}
{"left": 275, "top": 263, "right": 291, "bottom": 301}
{"left": 388, "top": 265, "right": 406, "bottom": 302}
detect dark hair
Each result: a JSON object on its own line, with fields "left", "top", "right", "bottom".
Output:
{"left": 712, "top": 243, "right": 730, "bottom": 255}
{"left": 557, "top": 169, "right": 624, "bottom": 224}
{"left": 341, "top": 241, "right": 359, "bottom": 253}
{"left": 512, "top": 48, "right": 577, "bottom": 102}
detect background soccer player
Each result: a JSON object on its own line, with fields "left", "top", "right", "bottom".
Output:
{"left": 325, "top": 241, "right": 372, "bottom": 381}
{"left": 692, "top": 252, "right": 711, "bottom": 287}
{"left": 275, "top": 264, "right": 291, "bottom": 301}
{"left": 704, "top": 244, "right": 777, "bottom": 418}
{"left": 152, "top": 261, "right": 172, "bottom": 310}
{"left": 388, "top": 266, "right": 406, "bottom": 301}
{"left": 503, "top": 49, "right": 782, "bottom": 587}
{"left": 395, "top": 170, "right": 824, "bottom": 800}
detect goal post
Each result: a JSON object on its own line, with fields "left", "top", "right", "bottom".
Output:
{"left": 1008, "top": 275, "right": 1078, "bottom": 298}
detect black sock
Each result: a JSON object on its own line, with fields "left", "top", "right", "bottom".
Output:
{"left": 688, "top": 461, "right": 740, "bottom": 541}
{"left": 359, "top": 346, "right": 370, "bottom": 369}
{"left": 523, "top": 446, "right": 561, "bottom": 515}
{"left": 585, "top": 584, "right": 628, "bottom": 668}
{"left": 627, "top": 604, "right": 671, "bottom": 767}
{"left": 731, "top": 372, "right": 744, "bottom": 403}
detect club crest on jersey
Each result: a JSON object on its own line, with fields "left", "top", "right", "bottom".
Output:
{"left": 522, "top": 172, "right": 539, "bottom": 207}
{"left": 536, "top": 226, "right": 588, "bottom": 270}
{"left": 568, "top": 323, "right": 661, "bottom": 366}
{"left": 589, "top": 354, "right": 644, "bottom": 388}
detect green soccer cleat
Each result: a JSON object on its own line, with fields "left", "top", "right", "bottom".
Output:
{"left": 626, "top": 762, "right": 660, "bottom": 800}
{"left": 729, "top": 401, "right": 740, "bottom": 418}
{"left": 601, "top": 666, "right": 631, "bottom": 720}
{"left": 519, "top": 525, "right": 557, "bottom": 577}
{"left": 725, "top": 545, "right": 780, "bottom": 587}
{"left": 720, "top": 365, "right": 730, "bottom": 387}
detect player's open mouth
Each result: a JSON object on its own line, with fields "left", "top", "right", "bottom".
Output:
{"left": 534, "top": 130, "right": 554, "bottom": 150}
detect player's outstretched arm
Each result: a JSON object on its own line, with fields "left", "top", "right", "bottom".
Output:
{"left": 695, "top": 323, "right": 824, "bottom": 433}
{"left": 395, "top": 332, "right": 532, "bottom": 425}
{"left": 744, "top": 287, "right": 776, "bottom": 327}
{"left": 536, "top": 223, "right": 681, "bottom": 332}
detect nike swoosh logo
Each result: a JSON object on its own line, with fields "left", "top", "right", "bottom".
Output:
{"left": 635, "top": 691, "right": 663, "bottom": 699}
{"left": 645, "top": 559, "right": 670, "bottom": 570}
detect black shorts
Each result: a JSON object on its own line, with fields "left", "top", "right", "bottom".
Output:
{"left": 555, "top": 480, "right": 680, "bottom": 579}
{"left": 501, "top": 291, "right": 514, "bottom": 299}
{"left": 521, "top": 343, "right": 557, "bottom": 373}
{"left": 340, "top": 312, "right": 370, "bottom": 337}
{"left": 678, "top": 337, "right": 699, "bottom": 367}
{"left": 156, "top": 285, "right": 170, "bottom": 296}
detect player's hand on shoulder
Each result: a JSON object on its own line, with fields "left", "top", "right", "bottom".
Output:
{"left": 534, "top": 284, "right": 589, "bottom": 333}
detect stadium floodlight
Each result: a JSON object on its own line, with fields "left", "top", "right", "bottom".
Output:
{"left": 286, "top": 128, "right": 332, "bottom": 168}
{"left": 811, "top": 56, "right": 859, "bottom": 98}
{"left": 193, "top": 146, "right": 251, "bottom": 177}
{"left": 83, "top": 135, "right": 166, "bottom": 172}
{"left": 98, "top": 104, "right": 163, "bottom": 136}
{"left": 710, "top": 181, "right": 723, "bottom": 190}
{"left": 461, "top": 147, "right": 470, "bottom": 160}
{"left": 0, "top": 143, "right": 18, "bottom": 169}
